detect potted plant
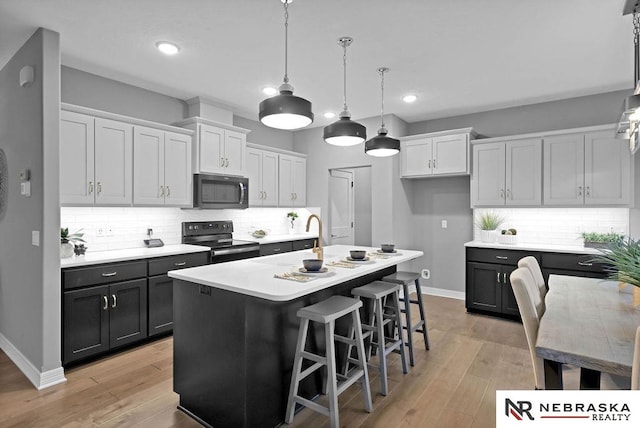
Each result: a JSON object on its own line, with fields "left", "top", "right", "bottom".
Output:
{"left": 592, "top": 237, "right": 640, "bottom": 290}
{"left": 581, "top": 232, "right": 624, "bottom": 249}
{"left": 287, "top": 212, "right": 298, "bottom": 234}
{"left": 60, "top": 227, "right": 85, "bottom": 258}
{"left": 475, "top": 212, "right": 504, "bottom": 243}
{"left": 498, "top": 228, "right": 518, "bottom": 245}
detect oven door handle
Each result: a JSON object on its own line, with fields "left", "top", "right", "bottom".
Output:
{"left": 213, "top": 246, "right": 259, "bottom": 256}
{"left": 239, "top": 182, "right": 246, "bottom": 204}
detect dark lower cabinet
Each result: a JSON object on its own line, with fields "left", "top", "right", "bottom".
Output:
{"left": 292, "top": 238, "right": 315, "bottom": 251}
{"left": 466, "top": 262, "right": 519, "bottom": 317}
{"left": 148, "top": 275, "right": 173, "bottom": 336}
{"left": 63, "top": 278, "right": 147, "bottom": 364}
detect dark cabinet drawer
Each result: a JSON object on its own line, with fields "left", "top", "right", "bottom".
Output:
{"left": 292, "top": 239, "right": 316, "bottom": 251}
{"left": 540, "top": 252, "right": 608, "bottom": 274}
{"left": 148, "top": 252, "right": 209, "bottom": 277}
{"left": 63, "top": 260, "right": 147, "bottom": 290}
{"left": 260, "top": 241, "right": 293, "bottom": 256}
{"left": 466, "top": 247, "right": 539, "bottom": 266}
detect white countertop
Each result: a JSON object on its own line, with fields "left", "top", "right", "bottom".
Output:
{"left": 60, "top": 244, "right": 211, "bottom": 268}
{"left": 168, "top": 244, "right": 423, "bottom": 302}
{"left": 244, "top": 233, "right": 318, "bottom": 244}
{"left": 464, "top": 240, "right": 602, "bottom": 255}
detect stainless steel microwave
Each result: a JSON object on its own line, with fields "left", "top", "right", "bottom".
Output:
{"left": 193, "top": 173, "right": 248, "bottom": 209}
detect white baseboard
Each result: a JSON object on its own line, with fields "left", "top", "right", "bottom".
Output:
{"left": 0, "top": 333, "right": 66, "bottom": 390}
{"left": 421, "top": 286, "right": 465, "bottom": 301}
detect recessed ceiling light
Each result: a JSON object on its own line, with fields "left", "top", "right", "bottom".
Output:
{"left": 403, "top": 94, "right": 417, "bottom": 103}
{"left": 156, "top": 41, "right": 180, "bottom": 55}
{"left": 262, "top": 87, "right": 278, "bottom": 96}
{"left": 281, "top": 0, "right": 292, "bottom": 3}
{"left": 324, "top": 112, "right": 336, "bottom": 119}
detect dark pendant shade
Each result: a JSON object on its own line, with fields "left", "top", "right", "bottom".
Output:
{"left": 259, "top": 89, "right": 314, "bottom": 130}
{"left": 364, "top": 129, "right": 400, "bottom": 157}
{"left": 323, "top": 116, "right": 367, "bottom": 146}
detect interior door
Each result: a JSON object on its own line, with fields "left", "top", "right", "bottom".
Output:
{"left": 329, "top": 169, "right": 354, "bottom": 245}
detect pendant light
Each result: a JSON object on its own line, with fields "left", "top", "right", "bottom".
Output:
{"left": 323, "top": 37, "right": 366, "bottom": 146}
{"left": 365, "top": 67, "right": 400, "bottom": 157}
{"left": 259, "top": 0, "right": 313, "bottom": 130}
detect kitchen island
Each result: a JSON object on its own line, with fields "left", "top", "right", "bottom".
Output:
{"left": 168, "top": 244, "right": 423, "bottom": 428}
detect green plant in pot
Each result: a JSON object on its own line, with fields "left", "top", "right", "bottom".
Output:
{"left": 287, "top": 211, "right": 298, "bottom": 233}
{"left": 60, "top": 227, "right": 85, "bottom": 258}
{"left": 592, "top": 237, "right": 640, "bottom": 289}
{"left": 581, "top": 232, "right": 624, "bottom": 249}
{"left": 475, "top": 212, "right": 504, "bottom": 243}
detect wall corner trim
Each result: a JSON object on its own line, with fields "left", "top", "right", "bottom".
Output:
{"left": 0, "top": 333, "right": 66, "bottom": 390}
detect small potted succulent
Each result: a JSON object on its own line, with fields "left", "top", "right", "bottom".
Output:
{"left": 498, "top": 228, "right": 518, "bottom": 245}
{"left": 287, "top": 211, "right": 298, "bottom": 234}
{"left": 60, "top": 227, "right": 85, "bottom": 258}
{"left": 475, "top": 212, "right": 504, "bottom": 243}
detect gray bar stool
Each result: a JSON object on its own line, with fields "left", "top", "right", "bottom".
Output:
{"left": 350, "top": 281, "right": 408, "bottom": 396}
{"left": 382, "top": 271, "right": 430, "bottom": 366}
{"left": 285, "top": 295, "right": 372, "bottom": 428}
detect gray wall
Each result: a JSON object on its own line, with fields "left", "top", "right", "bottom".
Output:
{"left": 354, "top": 167, "right": 372, "bottom": 246}
{"left": 0, "top": 28, "right": 61, "bottom": 374}
{"left": 409, "top": 90, "right": 631, "bottom": 138}
{"left": 235, "top": 115, "right": 294, "bottom": 152}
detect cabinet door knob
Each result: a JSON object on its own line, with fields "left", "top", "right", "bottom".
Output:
{"left": 433, "top": 159, "right": 436, "bottom": 169}
{"left": 496, "top": 272, "right": 501, "bottom": 283}
{"left": 111, "top": 294, "right": 117, "bottom": 308}
{"left": 428, "top": 159, "right": 431, "bottom": 169}
{"left": 103, "top": 295, "right": 108, "bottom": 310}
{"left": 88, "top": 181, "right": 94, "bottom": 194}
{"left": 97, "top": 182, "right": 102, "bottom": 195}
{"left": 503, "top": 273, "right": 507, "bottom": 283}
{"left": 166, "top": 186, "right": 171, "bottom": 197}
{"left": 220, "top": 157, "right": 225, "bottom": 167}
{"left": 160, "top": 186, "right": 165, "bottom": 197}
{"left": 506, "top": 189, "right": 512, "bottom": 199}
{"left": 578, "top": 186, "right": 583, "bottom": 196}
{"left": 500, "top": 188, "right": 505, "bottom": 199}
{"left": 585, "top": 186, "right": 590, "bottom": 197}
{"left": 226, "top": 158, "right": 229, "bottom": 167}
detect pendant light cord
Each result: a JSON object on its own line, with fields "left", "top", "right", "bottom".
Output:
{"left": 283, "top": 0, "right": 289, "bottom": 84}
{"left": 379, "top": 68, "right": 387, "bottom": 129}
{"left": 634, "top": 7, "right": 639, "bottom": 86}
{"left": 342, "top": 42, "right": 348, "bottom": 111}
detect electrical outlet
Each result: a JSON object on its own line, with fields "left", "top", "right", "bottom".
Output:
{"left": 96, "top": 227, "right": 104, "bottom": 237}
{"left": 421, "top": 269, "right": 431, "bottom": 280}
{"left": 441, "top": 220, "right": 448, "bottom": 229}
{"left": 106, "top": 226, "right": 114, "bottom": 236}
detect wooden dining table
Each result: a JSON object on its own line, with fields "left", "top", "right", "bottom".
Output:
{"left": 535, "top": 274, "right": 640, "bottom": 389}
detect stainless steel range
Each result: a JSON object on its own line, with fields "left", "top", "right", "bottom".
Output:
{"left": 182, "top": 221, "right": 260, "bottom": 263}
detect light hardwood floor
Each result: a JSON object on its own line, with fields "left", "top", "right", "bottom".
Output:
{"left": 0, "top": 295, "right": 627, "bottom": 427}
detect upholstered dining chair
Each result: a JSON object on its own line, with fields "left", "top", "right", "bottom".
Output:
{"left": 633, "top": 326, "right": 640, "bottom": 390}
{"left": 517, "top": 256, "right": 547, "bottom": 302}
{"left": 510, "top": 267, "right": 546, "bottom": 389}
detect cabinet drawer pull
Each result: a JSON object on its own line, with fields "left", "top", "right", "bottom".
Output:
{"left": 495, "top": 256, "right": 508, "bottom": 260}
{"left": 577, "top": 261, "right": 593, "bottom": 267}
{"left": 97, "top": 182, "right": 102, "bottom": 195}
{"left": 578, "top": 186, "right": 583, "bottom": 196}
{"left": 88, "top": 181, "right": 94, "bottom": 194}
{"left": 503, "top": 273, "right": 507, "bottom": 284}
{"left": 101, "top": 272, "right": 117, "bottom": 277}
{"left": 103, "top": 295, "right": 108, "bottom": 310}
{"left": 585, "top": 186, "right": 591, "bottom": 197}
{"left": 506, "top": 189, "right": 512, "bottom": 199}
{"left": 160, "top": 186, "right": 165, "bottom": 197}
{"left": 220, "top": 157, "right": 225, "bottom": 167}
{"left": 174, "top": 262, "right": 187, "bottom": 267}
{"left": 500, "top": 188, "right": 505, "bottom": 199}
{"left": 432, "top": 159, "right": 436, "bottom": 169}
{"left": 166, "top": 186, "right": 171, "bottom": 197}
{"left": 428, "top": 159, "right": 431, "bottom": 169}
{"left": 497, "top": 272, "right": 500, "bottom": 283}
{"left": 112, "top": 294, "right": 117, "bottom": 308}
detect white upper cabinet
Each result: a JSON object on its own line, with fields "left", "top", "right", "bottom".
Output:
{"left": 246, "top": 147, "right": 278, "bottom": 206}
{"left": 279, "top": 154, "right": 306, "bottom": 207}
{"left": 61, "top": 112, "right": 132, "bottom": 206}
{"left": 472, "top": 139, "right": 542, "bottom": 207}
{"left": 61, "top": 110, "right": 95, "bottom": 205}
{"left": 133, "top": 126, "right": 192, "bottom": 207}
{"left": 400, "top": 129, "right": 474, "bottom": 178}
{"left": 174, "top": 118, "right": 249, "bottom": 177}
{"left": 544, "top": 130, "right": 630, "bottom": 206}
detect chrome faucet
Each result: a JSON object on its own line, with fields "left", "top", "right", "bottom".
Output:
{"left": 306, "top": 214, "right": 323, "bottom": 260}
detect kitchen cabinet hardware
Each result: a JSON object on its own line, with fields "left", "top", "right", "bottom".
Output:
{"left": 174, "top": 261, "right": 187, "bottom": 267}
{"left": 433, "top": 159, "right": 436, "bottom": 168}
{"left": 112, "top": 294, "right": 117, "bottom": 308}
{"left": 88, "top": 181, "right": 94, "bottom": 194}
{"left": 578, "top": 185, "right": 582, "bottom": 196}
{"left": 97, "top": 182, "right": 102, "bottom": 195}
{"left": 586, "top": 186, "right": 590, "bottom": 197}
{"left": 495, "top": 256, "right": 508, "bottom": 260}
{"left": 496, "top": 272, "right": 500, "bottom": 283}
{"left": 103, "top": 295, "right": 108, "bottom": 310}
{"left": 166, "top": 186, "right": 170, "bottom": 197}
{"left": 506, "top": 189, "right": 512, "bottom": 199}
{"left": 577, "top": 261, "right": 593, "bottom": 267}
{"left": 428, "top": 159, "right": 431, "bottom": 168}
{"left": 500, "top": 188, "right": 505, "bottom": 199}
{"left": 101, "top": 272, "right": 117, "bottom": 277}
{"left": 160, "top": 186, "right": 165, "bottom": 197}
{"left": 503, "top": 273, "right": 507, "bottom": 283}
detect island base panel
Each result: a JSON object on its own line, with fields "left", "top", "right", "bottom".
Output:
{"left": 173, "top": 266, "right": 396, "bottom": 428}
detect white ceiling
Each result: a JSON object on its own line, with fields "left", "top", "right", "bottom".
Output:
{"left": 0, "top": 0, "right": 634, "bottom": 126}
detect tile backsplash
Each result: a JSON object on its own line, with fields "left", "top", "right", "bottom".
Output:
{"left": 61, "top": 206, "right": 320, "bottom": 252}
{"left": 473, "top": 207, "right": 629, "bottom": 246}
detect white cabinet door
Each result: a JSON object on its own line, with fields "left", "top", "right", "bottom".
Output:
{"left": 94, "top": 118, "right": 132, "bottom": 205}
{"left": 262, "top": 151, "right": 279, "bottom": 206}
{"left": 224, "top": 130, "right": 246, "bottom": 176}
{"left": 60, "top": 111, "right": 95, "bottom": 205}
{"left": 164, "top": 131, "right": 192, "bottom": 207}
{"left": 246, "top": 148, "right": 263, "bottom": 205}
{"left": 133, "top": 126, "right": 164, "bottom": 206}
{"left": 472, "top": 143, "right": 505, "bottom": 206}
{"left": 401, "top": 138, "right": 432, "bottom": 176}
{"left": 584, "top": 131, "right": 631, "bottom": 205}
{"left": 291, "top": 156, "right": 306, "bottom": 206}
{"left": 505, "top": 139, "right": 542, "bottom": 206}
{"left": 432, "top": 133, "right": 468, "bottom": 175}
{"left": 278, "top": 155, "right": 294, "bottom": 206}
{"left": 543, "top": 134, "right": 584, "bottom": 205}
{"left": 198, "top": 124, "right": 224, "bottom": 173}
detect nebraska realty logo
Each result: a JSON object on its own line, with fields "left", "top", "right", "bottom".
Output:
{"left": 496, "top": 391, "right": 640, "bottom": 427}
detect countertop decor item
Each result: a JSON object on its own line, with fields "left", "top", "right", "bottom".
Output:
{"left": 592, "top": 237, "right": 640, "bottom": 289}
{"left": 287, "top": 211, "right": 298, "bottom": 228}
{"left": 475, "top": 212, "right": 504, "bottom": 243}
{"left": 364, "top": 67, "right": 400, "bottom": 157}
{"left": 581, "top": 231, "right": 624, "bottom": 249}
{"left": 498, "top": 228, "right": 518, "bottom": 244}
{"left": 323, "top": 36, "right": 366, "bottom": 146}
{"left": 258, "top": 0, "right": 313, "bottom": 130}
{"left": 251, "top": 229, "right": 268, "bottom": 238}
{"left": 60, "top": 227, "right": 85, "bottom": 259}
